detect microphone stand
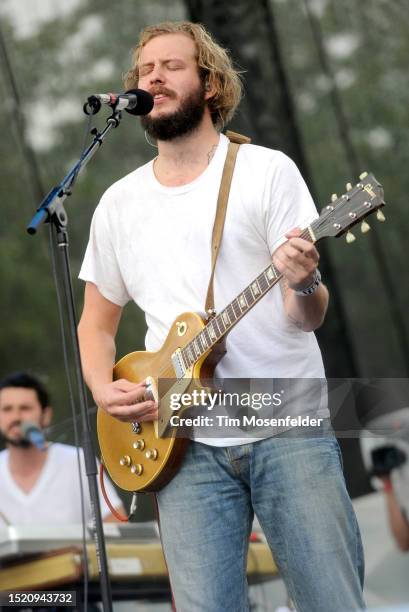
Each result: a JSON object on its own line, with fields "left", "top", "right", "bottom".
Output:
{"left": 27, "top": 103, "right": 123, "bottom": 612}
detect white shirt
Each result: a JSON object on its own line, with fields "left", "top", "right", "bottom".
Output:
{"left": 79, "top": 134, "right": 328, "bottom": 445}
{"left": 0, "top": 443, "right": 122, "bottom": 526}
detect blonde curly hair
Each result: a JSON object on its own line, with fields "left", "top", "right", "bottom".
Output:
{"left": 123, "top": 21, "right": 243, "bottom": 129}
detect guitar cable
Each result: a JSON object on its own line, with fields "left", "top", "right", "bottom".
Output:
{"left": 99, "top": 461, "right": 137, "bottom": 522}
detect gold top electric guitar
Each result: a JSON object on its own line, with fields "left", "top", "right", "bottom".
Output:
{"left": 97, "top": 173, "right": 385, "bottom": 493}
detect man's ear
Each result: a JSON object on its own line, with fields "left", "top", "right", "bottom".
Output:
{"left": 41, "top": 406, "right": 53, "bottom": 429}
{"left": 204, "top": 80, "right": 215, "bottom": 100}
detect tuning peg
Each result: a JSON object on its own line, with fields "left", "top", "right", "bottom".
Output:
{"left": 361, "top": 221, "right": 371, "bottom": 233}
{"left": 346, "top": 182, "right": 352, "bottom": 191}
{"left": 346, "top": 231, "right": 356, "bottom": 244}
{"left": 331, "top": 193, "right": 338, "bottom": 202}
{"left": 376, "top": 210, "right": 386, "bottom": 222}
{"left": 359, "top": 171, "right": 368, "bottom": 180}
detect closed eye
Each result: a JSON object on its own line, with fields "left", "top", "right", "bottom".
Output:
{"left": 139, "top": 65, "right": 154, "bottom": 77}
{"left": 166, "top": 61, "right": 184, "bottom": 70}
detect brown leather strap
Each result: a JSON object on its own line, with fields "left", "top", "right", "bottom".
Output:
{"left": 205, "top": 131, "right": 251, "bottom": 313}
{"left": 224, "top": 130, "right": 251, "bottom": 145}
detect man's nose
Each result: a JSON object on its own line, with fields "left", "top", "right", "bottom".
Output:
{"left": 9, "top": 406, "right": 20, "bottom": 418}
{"left": 149, "top": 66, "right": 165, "bottom": 85}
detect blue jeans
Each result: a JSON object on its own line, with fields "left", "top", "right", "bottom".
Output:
{"left": 156, "top": 426, "right": 365, "bottom": 611}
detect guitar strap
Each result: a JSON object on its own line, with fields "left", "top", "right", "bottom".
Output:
{"left": 205, "top": 130, "right": 251, "bottom": 314}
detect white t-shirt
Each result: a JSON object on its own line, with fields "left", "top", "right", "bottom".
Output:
{"left": 79, "top": 134, "right": 328, "bottom": 445}
{"left": 0, "top": 443, "right": 122, "bottom": 526}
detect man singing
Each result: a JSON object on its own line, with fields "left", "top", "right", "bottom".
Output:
{"left": 78, "top": 21, "right": 365, "bottom": 611}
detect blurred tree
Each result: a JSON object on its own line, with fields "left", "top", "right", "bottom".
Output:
{"left": 186, "top": 0, "right": 409, "bottom": 378}
{"left": 270, "top": 0, "right": 409, "bottom": 377}
{"left": 185, "top": 0, "right": 359, "bottom": 379}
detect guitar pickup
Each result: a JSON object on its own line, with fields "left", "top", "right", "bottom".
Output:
{"left": 171, "top": 348, "right": 186, "bottom": 379}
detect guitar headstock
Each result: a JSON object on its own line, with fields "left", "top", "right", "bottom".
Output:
{"left": 312, "top": 172, "right": 385, "bottom": 243}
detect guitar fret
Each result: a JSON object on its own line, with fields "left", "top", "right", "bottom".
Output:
{"left": 264, "top": 272, "right": 270, "bottom": 288}
{"left": 212, "top": 318, "right": 221, "bottom": 337}
{"left": 233, "top": 300, "right": 242, "bottom": 318}
{"left": 216, "top": 315, "right": 225, "bottom": 334}
{"left": 238, "top": 293, "right": 247, "bottom": 311}
{"left": 203, "top": 328, "right": 212, "bottom": 346}
{"left": 194, "top": 339, "right": 200, "bottom": 357}
{"left": 184, "top": 345, "right": 192, "bottom": 364}
{"left": 272, "top": 263, "right": 280, "bottom": 279}
{"left": 200, "top": 332, "right": 209, "bottom": 350}
{"left": 181, "top": 349, "right": 190, "bottom": 369}
{"left": 222, "top": 310, "right": 230, "bottom": 326}
{"left": 266, "top": 265, "right": 276, "bottom": 283}
{"left": 244, "top": 287, "right": 255, "bottom": 305}
{"left": 190, "top": 342, "right": 198, "bottom": 360}
{"left": 208, "top": 323, "right": 217, "bottom": 341}
{"left": 197, "top": 335, "right": 205, "bottom": 353}
{"left": 258, "top": 274, "right": 268, "bottom": 292}
{"left": 227, "top": 305, "right": 236, "bottom": 323}
{"left": 251, "top": 281, "right": 260, "bottom": 297}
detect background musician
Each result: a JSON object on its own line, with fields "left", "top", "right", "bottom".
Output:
{"left": 0, "top": 371, "right": 124, "bottom": 526}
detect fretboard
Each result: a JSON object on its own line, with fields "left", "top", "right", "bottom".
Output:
{"left": 180, "top": 227, "right": 313, "bottom": 370}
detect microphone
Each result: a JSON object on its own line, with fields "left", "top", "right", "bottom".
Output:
{"left": 21, "top": 421, "right": 47, "bottom": 451}
{"left": 86, "top": 88, "right": 154, "bottom": 116}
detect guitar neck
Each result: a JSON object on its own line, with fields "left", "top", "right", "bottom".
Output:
{"left": 180, "top": 226, "right": 315, "bottom": 369}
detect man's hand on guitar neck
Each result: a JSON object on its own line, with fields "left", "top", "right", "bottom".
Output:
{"left": 273, "top": 227, "right": 319, "bottom": 290}
{"left": 93, "top": 379, "right": 158, "bottom": 422}
{"left": 273, "top": 227, "right": 329, "bottom": 332}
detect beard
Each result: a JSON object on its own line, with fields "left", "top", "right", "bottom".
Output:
{"left": 141, "top": 81, "right": 207, "bottom": 141}
{"left": 1, "top": 420, "right": 41, "bottom": 448}
{"left": 1, "top": 432, "right": 31, "bottom": 448}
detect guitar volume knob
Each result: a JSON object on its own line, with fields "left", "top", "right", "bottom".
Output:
{"left": 119, "top": 455, "right": 131, "bottom": 467}
{"left": 131, "top": 463, "right": 143, "bottom": 475}
{"left": 145, "top": 449, "right": 158, "bottom": 461}
{"left": 133, "top": 439, "right": 145, "bottom": 450}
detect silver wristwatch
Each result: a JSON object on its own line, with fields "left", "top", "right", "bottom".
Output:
{"left": 293, "top": 269, "right": 321, "bottom": 296}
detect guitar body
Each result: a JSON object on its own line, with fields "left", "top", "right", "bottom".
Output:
{"left": 97, "top": 311, "right": 225, "bottom": 492}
